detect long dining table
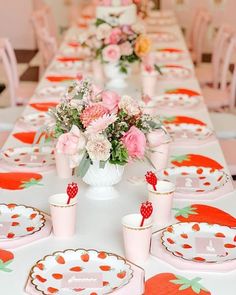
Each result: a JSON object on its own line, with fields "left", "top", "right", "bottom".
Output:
{"left": 1, "top": 11, "right": 236, "bottom": 295}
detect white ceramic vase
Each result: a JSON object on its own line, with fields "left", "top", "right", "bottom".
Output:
{"left": 103, "top": 62, "right": 129, "bottom": 89}
{"left": 82, "top": 161, "right": 125, "bottom": 200}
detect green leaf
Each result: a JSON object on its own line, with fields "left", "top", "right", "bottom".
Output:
{"left": 77, "top": 153, "right": 91, "bottom": 178}
{"left": 154, "top": 64, "right": 163, "bottom": 75}
{"left": 179, "top": 284, "right": 191, "bottom": 291}
{"left": 95, "top": 18, "right": 107, "bottom": 27}
{"left": 99, "top": 161, "right": 106, "bottom": 169}
{"left": 20, "top": 179, "right": 43, "bottom": 189}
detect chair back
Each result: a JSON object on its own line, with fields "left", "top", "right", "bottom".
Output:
{"left": 212, "top": 24, "right": 235, "bottom": 88}
{"left": 192, "top": 10, "right": 212, "bottom": 65}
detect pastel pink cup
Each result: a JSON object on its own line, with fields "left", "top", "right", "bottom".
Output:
{"left": 142, "top": 74, "right": 156, "bottom": 97}
{"left": 122, "top": 214, "right": 152, "bottom": 265}
{"left": 148, "top": 181, "right": 175, "bottom": 227}
{"left": 148, "top": 141, "right": 171, "bottom": 170}
{"left": 92, "top": 59, "right": 104, "bottom": 84}
{"left": 49, "top": 193, "right": 77, "bottom": 237}
{"left": 55, "top": 151, "right": 72, "bottom": 179}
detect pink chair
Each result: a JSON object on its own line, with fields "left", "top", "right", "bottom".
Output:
{"left": 219, "top": 139, "right": 236, "bottom": 175}
{"left": 189, "top": 10, "right": 212, "bottom": 65}
{"left": 202, "top": 35, "right": 236, "bottom": 110}
{"left": 0, "top": 39, "right": 36, "bottom": 106}
{"left": 31, "top": 7, "right": 58, "bottom": 74}
{"left": 195, "top": 24, "right": 235, "bottom": 88}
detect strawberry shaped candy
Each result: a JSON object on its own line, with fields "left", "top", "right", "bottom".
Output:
{"left": 145, "top": 171, "right": 157, "bottom": 191}
{"left": 66, "top": 182, "right": 79, "bottom": 204}
{"left": 140, "top": 201, "right": 153, "bottom": 227}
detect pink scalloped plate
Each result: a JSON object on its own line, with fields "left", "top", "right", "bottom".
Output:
{"left": 151, "top": 227, "right": 236, "bottom": 272}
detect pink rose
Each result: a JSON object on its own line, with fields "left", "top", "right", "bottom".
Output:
{"left": 122, "top": 126, "right": 146, "bottom": 159}
{"left": 56, "top": 126, "right": 86, "bottom": 155}
{"left": 103, "top": 45, "right": 121, "bottom": 63}
{"left": 56, "top": 133, "right": 79, "bottom": 155}
{"left": 105, "top": 28, "right": 122, "bottom": 45}
{"left": 120, "top": 41, "right": 133, "bottom": 56}
{"left": 101, "top": 90, "right": 121, "bottom": 113}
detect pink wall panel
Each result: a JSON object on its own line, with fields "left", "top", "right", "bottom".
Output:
{"left": 161, "top": 0, "right": 236, "bottom": 52}
{"left": 0, "top": 0, "right": 37, "bottom": 49}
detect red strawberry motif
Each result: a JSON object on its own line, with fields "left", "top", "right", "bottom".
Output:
{"left": 0, "top": 249, "right": 14, "bottom": 272}
{"left": 81, "top": 252, "right": 89, "bottom": 262}
{"left": 99, "top": 265, "right": 111, "bottom": 271}
{"left": 30, "top": 102, "right": 58, "bottom": 112}
{"left": 192, "top": 224, "right": 200, "bottom": 232}
{"left": 158, "top": 48, "right": 183, "bottom": 53}
{"left": 55, "top": 255, "right": 65, "bottom": 264}
{"left": 66, "top": 182, "right": 79, "bottom": 204}
{"left": 165, "top": 88, "right": 200, "bottom": 97}
{"left": 46, "top": 76, "right": 76, "bottom": 82}
{"left": 173, "top": 204, "right": 236, "bottom": 227}
{"left": 13, "top": 131, "right": 51, "bottom": 144}
{"left": 140, "top": 201, "right": 153, "bottom": 227}
{"left": 52, "top": 273, "right": 63, "bottom": 279}
{"left": 47, "top": 287, "right": 59, "bottom": 294}
{"left": 117, "top": 271, "right": 126, "bottom": 279}
{"left": 36, "top": 263, "right": 44, "bottom": 270}
{"left": 98, "top": 252, "right": 107, "bottom": 259}
{"left": 0, "top": 172, "right": 43, "bottom": 190}
{"left": 70, "top": 266, "right": 83, "bottom": 272}
{"left": 163, "top": 116, "right": 206, "bottom": 126}
{"left": 36, "top": 275, "right": 47, "bottom": 283}
{"left": 145, "top": 171, "right": 157, "bottom": 191}
{"left": 145, "top": 273, "right": 211, "bottom": 294}
{"left": 171, "top": 154, "right": 223, "bottom": 169}
{"left": 57, "top": 57, "right": 83, "bottom": 62}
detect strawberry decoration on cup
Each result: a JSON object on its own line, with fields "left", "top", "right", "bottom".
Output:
{"left": 140, "top": 201, "right": 153, "bottom": 227}
{"left": 145, "top": 171, "right": 158, "bottom": 191}
{"left": 66, "top": 182, "right": 79, "bottom": 205}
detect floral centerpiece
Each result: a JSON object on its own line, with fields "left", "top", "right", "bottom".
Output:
{"left": 79, "top": 18, "right": 151, "bottom": 87}
{"left": 49, "top": 79, "right": 162, "bottom": 198}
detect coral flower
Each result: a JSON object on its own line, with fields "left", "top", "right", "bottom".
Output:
{"left": 80, "top": 104, "right": 109, "bottom": 128}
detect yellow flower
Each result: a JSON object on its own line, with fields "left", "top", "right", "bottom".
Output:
{"left": 135, "top": 35, "right": 152, "bottom": 57}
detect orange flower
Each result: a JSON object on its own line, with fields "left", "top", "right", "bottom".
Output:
{"left": 135, "top": 35, "right": 152, "bottom": 57}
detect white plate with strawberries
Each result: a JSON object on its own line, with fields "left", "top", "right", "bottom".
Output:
{"left": 30, "top": 249, "right": 133, "bottom": 295}
{"left": 1, "top": 146, "right": 55, "bottom": 168}
{"left": 0, "top": 204, "right": 45, "bottom": 240}
{"left": 162, "top": 222, "right": 236, "bottom": 263}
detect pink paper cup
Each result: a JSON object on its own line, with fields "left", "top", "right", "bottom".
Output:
{"left": 122, "top": 214, "right": 152, "bottom": 265}
{"left": 148, "top": 181, "right": 175, "bottom": 227}
{"left": 49, "top": 193, "right": 77, "bottom": 237}
{"left": 142, "top": 74, "right": 156, "bottom": 97}
{"left": 55, "top": 151, "right": 72, "bottom": 179}
{"left": 148, "top": 141, "right": 171, "bottom": 170}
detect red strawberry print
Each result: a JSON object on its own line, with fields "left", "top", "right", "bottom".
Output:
{"left": 0, "top": 172, "right": 43, "bottom": 190}
{"left": 99, "top": 265, "right": 111, "bottom": 271}
{"left": 7, "top": 233, "right": 15, "bottom": 239}
{"left": 224, "top": 244, "right": 236, "bottom": 248}
{"left": 70, "top": 266, "right": 83, "bottom": 272}
{"left": 158, "top": 48, "right": 183, "bottom": 53}
{"left": 171, "top": 154, "right": 223, "bottom": 169}
{"left": 194, "top": 257, "right": 206, "bottom": 262}
{"left": 46, "top": 76, "right": 76, "bottom": 82}
{"left": 103, "top": 281, "right": 109, "bottom": 286}
{"left": 36, "top": 263, "right": 44, "bottom": 270}
{"left": 182, "top": 244, "right": 192, "bottom": 249}
{"left": 81, "top": 252, "right": 89, "bottom": 262}
{"left": 30, "top": 213, "right": 37, "bottom": 220}
{"left": 13, "top": 131, "right": 51, "bottom": 144}
{"left": 215, "top": 232, "right": 225, "bottom": 238}
{"left": 173, "top": 204, "right": 236, "bottom": 227}
{"left": 52, "top": 273, "right": 63, "bottom": 279}
{"left": 11, "top": 222, "right": 19, "bottom": 226}
{"left": 47, "top": 287, "right": 59, "bottom": 294}
{"left": 67, "top": 42, "right": 80, "bottom": 48}
{"left": 140, "top": 201, "right": 153, "bottom": 227}
{"left": 26, "top": 227, "right": 35, "bottom": 232}
{"left": 30, "top": 102, "right": 58, "bottom": 112}
{"left": 7, "top": 204, "right": 16, "bottom": 210}
{"left": 117, "top": 271, "right": 126, "bottom": 279}
{"left": 57, "top": 57, "right": 83, "bottom": 62}
{"left": 145, "top": 171, "right": 157, "bottom": 191}
{"left": 36, "top": 275, "right": 47, "bottom": 283}
{"left": 163, "top": 116, "right": 206, "bottom": 126}
{"left": 192, "top": 224, "right": 200, "bottom": 231}
{"left": 98, "top": 252, "right": 107, "bottom": 259}
{"left": 11, "top": 214, "right": 20, "bottom": 219}
{"left": 55, "top": 255, "right": 65, "bottom": 264}
{"left": 165, "top": 88, "right": 200, "bottom": 97}
{"left": 145, "top": 273, "right": 211, "bottom": 295}
{"left": 0, "top": 249, "right": 14, "bottom": 272}
{"left": 181, "top": 234, "right": 188, "bottom": 239}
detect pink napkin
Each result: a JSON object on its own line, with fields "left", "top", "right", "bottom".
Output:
{"left": 25, "top": 261, "right": 144, "bottom": 295}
